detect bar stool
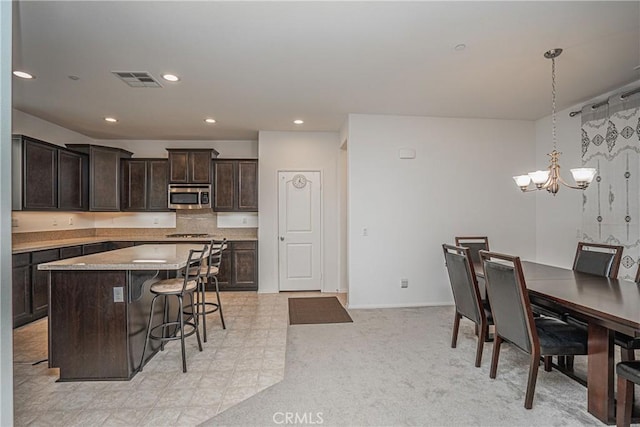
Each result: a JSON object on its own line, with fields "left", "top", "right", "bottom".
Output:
{"left": 189, "top": 238, "right": 227, "bottom": 342}
{"left": 139, "top": 245, "right": 207, "bottom": 373}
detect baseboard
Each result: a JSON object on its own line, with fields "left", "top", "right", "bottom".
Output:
{"left": 346, "top": 301, "right": 453, "bottom": 309}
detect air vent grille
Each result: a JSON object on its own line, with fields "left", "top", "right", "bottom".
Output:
{"left": 112, "top": 71, "right": 162, "bottom": 88}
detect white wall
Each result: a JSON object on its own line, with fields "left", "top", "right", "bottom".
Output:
{"left": 0, "top": 3, "right": 13, "bottom": 424}
{"left": 347, "top": 114, "right": 537, "bottom": 308}
{"left": 258, "top": 131, "right": 341, "bottom": 293}
{"left": 13, "top": 109, "right": 95, "bottom": 145}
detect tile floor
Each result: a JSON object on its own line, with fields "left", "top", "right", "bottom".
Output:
{"left": 13, "top": 291, "right": 345, "bottom": 426}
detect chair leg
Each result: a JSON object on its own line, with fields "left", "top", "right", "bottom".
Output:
{"left": 139, "top": 295, "right": 158, "bottom": 372}
{"left": 616, "top": 375, "right": 633, "bottom": 427}
{"left": 565, "top": 355, "right": 574, "bottom": 370}
{"left": 543, "top": 356, "right": 552, "bottom": 372}
{"left": 451, "top": 313, "right": 461, "bottom": 349}
{"left": 214, "top": 276, "right": 225, "bottom": 329}
{"left": 490, "top": 335, "right": 502, "bottom": 379}
{"left": 475, "top": 320, "right": 486, "bottom": 368}
{"left": 524, "top": 354, "right": 540, "bottom": 409}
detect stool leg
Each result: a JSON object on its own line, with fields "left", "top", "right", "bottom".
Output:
{"left": 190, "top": 291, "right": 203, "bottom": 352}
{"left": 214, "top": 275, "right": 226, "bottom": 329}
{"left": 160, "top": 295, "right": 169, "bottom": 352}
{"left": 178, "top": 295, "right": 187, "bottom": 373}
{"left": 201, "top": 277, "right": 208, "bottom": 343}
{"left": 140, "top": 294, "right": 158, "bottom": 372}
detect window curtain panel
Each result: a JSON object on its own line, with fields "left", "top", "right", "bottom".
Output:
{"left": 581, "top": 90, "right": 640, "bottom": 280}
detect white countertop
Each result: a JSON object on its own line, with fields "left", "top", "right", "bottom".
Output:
{"left": 37, "top": 243, "right": 218, "bottom": 271}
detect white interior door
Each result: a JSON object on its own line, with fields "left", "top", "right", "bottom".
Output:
{"left": 278, "top": 171, "right": 321, "bottom": 291}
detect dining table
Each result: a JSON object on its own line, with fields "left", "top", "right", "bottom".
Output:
{"left": 474, "top": 260, "right": 640, "bottom": 425}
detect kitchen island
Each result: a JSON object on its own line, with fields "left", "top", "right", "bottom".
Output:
{"left": 38, "top": 243, "right": 214, "bottom": 381}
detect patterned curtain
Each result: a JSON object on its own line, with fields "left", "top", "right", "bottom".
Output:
{"left": 581, "top": 90, "right": 640, "bottom": 280}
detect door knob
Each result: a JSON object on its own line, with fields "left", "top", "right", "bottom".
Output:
{"left": 280, "top": 236, "right": 285, "bottom": 241}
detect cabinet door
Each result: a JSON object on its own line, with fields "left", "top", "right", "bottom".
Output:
{"left": 233, "top": 242, "right": 258, "bottom": 289}
{"left": 217, "top": 245, "right": 232, "bottom": 288}
{"left": 90, "top": 146, "right": 121, "bottom": 211}
{"left": 147, "top": 160, "right": 169, "bottom": 211}
{"left": 60, "top": 246, "right": 83, "bottom": 259}
{"left": 189, "top": 151, "right": 212, "bottom": 183}
{"left": 12, "top": 254, "right": 31, "bottom": 327}
{"left": 23, "top": 139, "right": 57, "bottom": 210}
{"left": 237, "top": 161, "right": 258, "bottom": 211}
{"left": 168, "top": 151, "right": 189, "bottom": 183}
{"left": 31, "top": 249, "right": 60, "bottom": 319}
{"left": 58, "top": 150, "right": 88, "bottom": 210}
{"left": 122, "top": 160, "right": 148, "bottom": 211}
{"left": 83, "top": 242, "right": 111, "bottom": 255}
{"left": 213, "top": 161, "right": 235, "bottom": 211}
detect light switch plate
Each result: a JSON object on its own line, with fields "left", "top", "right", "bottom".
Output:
{"left": 113, "top": 287, "right": 124, "bottom": 303}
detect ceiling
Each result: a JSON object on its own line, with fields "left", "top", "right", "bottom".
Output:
{"left": 11, "top": 1, "right": 640, "bottom": 141}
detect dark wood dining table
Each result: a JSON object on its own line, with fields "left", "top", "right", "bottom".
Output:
{"left": 475, "top": 260, "right": 640, "bottom": 424}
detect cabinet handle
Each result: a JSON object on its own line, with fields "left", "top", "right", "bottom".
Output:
{"left": 280, "top": 236, "right": 285, "bottom": 241}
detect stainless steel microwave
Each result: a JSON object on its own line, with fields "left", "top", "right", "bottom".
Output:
{"left": 168, "top": 184, "right": 211, "bottom": 209}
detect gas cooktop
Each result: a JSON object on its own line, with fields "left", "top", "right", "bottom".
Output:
{"left": 165, "top": 233, "right": 211, "bottom": 238}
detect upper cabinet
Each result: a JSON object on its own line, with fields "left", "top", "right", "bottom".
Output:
{"left": 167, "top": 149, "right": 218, "bottom": 184}
{"left": 213, "top": 159, "right": 258, "bottom": 212}
{"left": 67, "top": 144, "right": 133, "bottom": 211}
{"left": 12, "top": 135, "right": 88, "bottom": 211}
{"left": 121, "top": 159, "right": 169, "bottom": 211}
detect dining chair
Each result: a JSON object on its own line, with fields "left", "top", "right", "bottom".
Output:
{"left": 480, "top": 250, "right": 588, "bottom": 409}
{"left": 616, "top": 361, "right": 640, "bottom": 427}
{"left": 573, "top": 242, "right": 623, "bottom": 278}
{"left": 140, "top": 245, "right": 207, "bottom": 373}
{"left": 442, "top": 244, "right": 493, "bottom": 367}
{"left": 454, "top": 236, "right": 489, "bottom": 265}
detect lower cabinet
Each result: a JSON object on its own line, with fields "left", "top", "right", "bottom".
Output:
{"left": 216, "top": 241, "right": 258, "bottom": 291}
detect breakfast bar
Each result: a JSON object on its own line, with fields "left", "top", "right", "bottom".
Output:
{"left": 38, "top": 243, "right": 212, "bottom": 381}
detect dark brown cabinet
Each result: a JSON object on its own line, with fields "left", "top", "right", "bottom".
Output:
{"left": 167, "top": 149, "right": 216, "bottom": 184}
{"left": 216, "top": 241, "right": 258, "bottom": 291}
{"left": 31, "top": 249, "right": 60, "bottom": 318}
{"left": 58, "top": 150, "right": 89, "bottom": 210}
{"left": 12, "top": 254, "right": 31, "bottom": 327}
{"left": 12, "top": 135, "right": 89, "bottom": 212}
{"left": 213, "top": 159, "right": 258, "bottom": 212}
{"left": 67, "top": 144, "right": 133, "bottom": 211}
{"left": 121, "top": 159, "right": 169, "bottom": 211}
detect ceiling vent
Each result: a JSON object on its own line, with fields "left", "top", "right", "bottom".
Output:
{"left": 112, "top": 71, "right": 162, "bottom": 88}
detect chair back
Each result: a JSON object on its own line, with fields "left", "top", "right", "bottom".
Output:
{"left": 454, "top": 236, "right": 489, "bottom": 265}
{"left": 206, "top": 238, "right": 227, "bottom": 277}
{"left": 480, "top": 250, "right": 537, "bottom": 355}
{"left": 442, "top": 244, "right": 484, "bottom": 325}
{"left": 573, "top": 242, "right": 623, "bottom": 278}
{"left": 183, "top": 244, "right": 208, "bottom": 292}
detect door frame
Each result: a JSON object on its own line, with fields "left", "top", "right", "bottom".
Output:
{"left": 277, "top": 169, "right": 324, "bottom": 292}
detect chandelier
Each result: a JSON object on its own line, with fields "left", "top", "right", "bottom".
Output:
{"left": 513, "top": 48, "right": 597, "bottom": 195}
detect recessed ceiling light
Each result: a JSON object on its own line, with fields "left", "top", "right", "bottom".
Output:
{"left": 162, "top": 74, "right": 180, "bottom": 82}
{"left": 68, "top": 75, "right": 80, "bottom": 81}
{"left": 104, "top": 117, "right": 118, "bottom": 123}
{"left": 454, "top": 44, "right": 467, "bottom": 51}
{"left": 204, "top": 118, "right": 217, "bottom": 124}
{"left": 13, "top": 70, "right": 34, "bottom": 79}
{"left": 293, "top": 119, "right": 304, "bottom": 125}
{"left": 634, "top": 65, "right": 640, "bottom": 71}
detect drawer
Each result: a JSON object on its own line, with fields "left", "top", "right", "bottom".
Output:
{"left": 31, "top": 249, "right": 60, "bottom": 264}
{"left": 12, "top": 253, "right": 31, "bottom": 268}
{"left": 232, "top": 241, "right": 256, "bottom": 250}
{"left": 60, "top": 246, "right": 83, "bottom": 259}
{"left": 82, "top": 242, "right": 110, "bottom": 255}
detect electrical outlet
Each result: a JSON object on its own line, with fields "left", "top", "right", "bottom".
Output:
{"left": 153, "top": 217, "right": 159, "bottom": 224}
{"left": 362, "top": 227, "right": 368, "bottom": 237}
{"left": 242, "top": 217, "right": 248, "bottom": 224}
{"left": 52, "top": 217, "right": 58, "bottom": 226}
{"left": 11, "top": 218, "right": 18, "bottom": 228}
{"left": 68, "top": 217, "right": 74, "bottom": 225}
{"left": 401, "top": 278, "right": 409, "bottom": 288}
{"left": 113, "top": 287, "right": 124, "bottom": 303}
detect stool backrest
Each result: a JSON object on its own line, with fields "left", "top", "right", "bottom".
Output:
{"left": 206, "top": 238, "right": 227, "bottom": 277}
{"left": 184, "top": 244, "right": 208, "bottom": 292}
